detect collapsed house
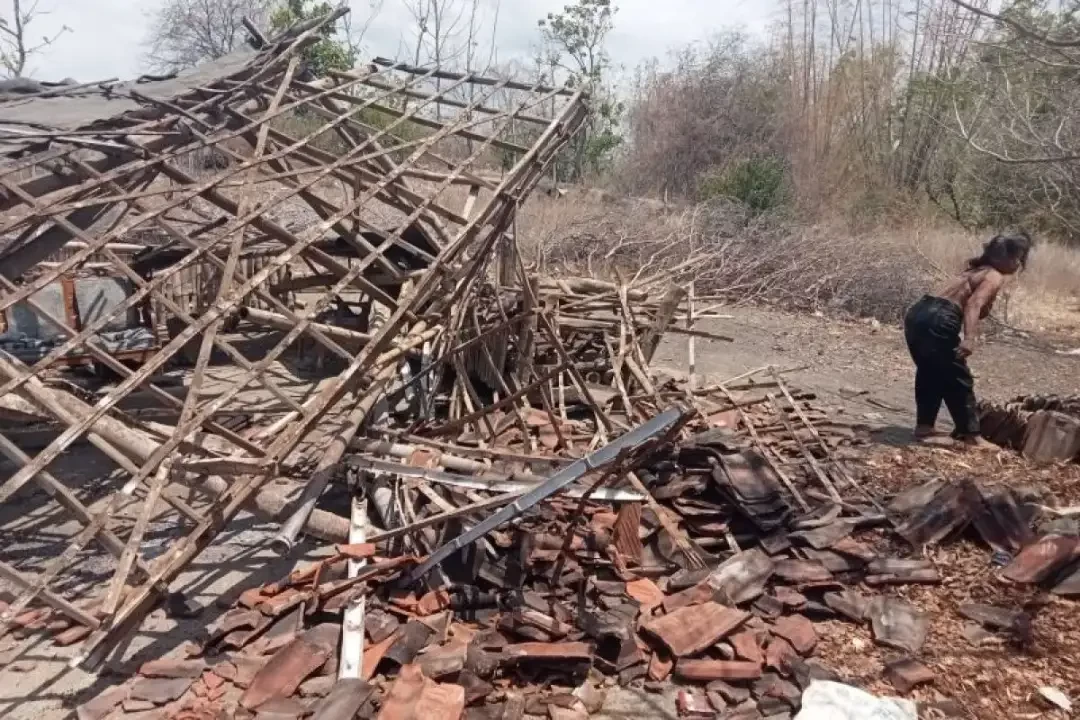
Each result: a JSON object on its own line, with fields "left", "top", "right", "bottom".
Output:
{"left": 2, "top": 11, "right": 1079, "bottom": 720}
{"left": 0, "top": 9, "right": 592, "bottom": 665}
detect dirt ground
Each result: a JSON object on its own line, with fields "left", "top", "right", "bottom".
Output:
{"left": 1, "top": 304, "right": 1077, "bottom": 719}
{"left": 656, "top": 305, "right": 1080, "bottom": 434}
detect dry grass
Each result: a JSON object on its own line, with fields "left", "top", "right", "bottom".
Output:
{"left": 516, "top": 189, "right": 1080, "bottom": 337}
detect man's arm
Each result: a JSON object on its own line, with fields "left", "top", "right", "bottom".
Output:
{"left": 960, "top": 272, "right": 1003, "bottom": 356}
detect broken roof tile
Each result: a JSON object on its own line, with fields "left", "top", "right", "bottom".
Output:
{"left": 770, "top": 616, "right": 817, "bottom": 656}
{"left": 1003, "top": 535, "right": 1080, "bottom": 584}
{"left": 648, "top": 652, "right": 674, "bottom": 682}
{"left": 958, "top": 603, "right": 1031, "bottom": 634}
{"left": 771, "top": 587, "right": 807, "bottom": 610}
{"left": 75, "top": 686, "right": 127, "bottom": 720}
{"left": 311, "top": 678, "right": 376, "bottom": 720}
{"left": 240, "top": 637, "right": 329, "bottom": 710}
{"left": 865, "top": 558, "right": 941, "bottom": 586}
{"left": 138, "top": 658, "right": 207, "bottom": 679}
{"left": 705, "top": 549, "right": 776, "bottom": 606}
{"left": 625, "top": 578, "right": 665, "bottom": 611}
{"left": 675, "top": 659, "right": 764, "bottom": 683}
{"left": 366, "top": 608, "right": 402, "bottom": 644}
{"left": 642, "top": 602, "right": 749, "bottom": 658}
{"left": 868, "top": 596, "right": 928, "bottom": 655}
{"left": 676, "top": 689, "right": 714, "bottom": 718}
{"left": 823, "top": 591, "right": 870, "bottom": 623}
{"left": 1053, "top": 561, "right": 1080, "bottom": 597}
{"left": 773, "top": 559, "right": 833, "bottom": 584}
{"left": 883, "top": 658, "right": 935, "bottom": 694}
{"left": 662, "top": 582, "right": 715, "bottom": 613}
{"left": 501, "top": 642, "right": 594, "bottom": 663}
{"left": 386, "top": 620, "right": 438, "bottom": 666}
{"left": 895, "top": 480, "right": 978, "bottom": 549}
{"left": 764, "top": 636, "right": 798, "bottom": 675}
{"left": 730, "top": 631, "right": 766, "bottom": 666}
{"left": 970, "top": 485, "right": 1034, "bottom": 554}
{"left": 128, "top": 677, "right": 193, "bottom": 705}
{"left": 612, "top": 503, "right": 645, "bottom": 564}
{"left": 417, "top": 642, "right": 469, "bottom": 679}
{"left": 379, "top": 664, "right": 466, "bottom": 720}
{"left": 363, "top": 630, "right": 400, "bottom": 681}
{"left": 792, "top": 521, "right": 856, "bottom": 550}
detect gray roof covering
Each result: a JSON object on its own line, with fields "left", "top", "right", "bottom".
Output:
{"left": 0, "top": 49, "right": 256, "bottom": 146}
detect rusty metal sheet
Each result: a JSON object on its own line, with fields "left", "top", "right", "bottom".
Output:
{"left": 240, "top": 637, "right": 329, "bottom": 710}
{"left": 641, "top": 602, "right": 748, "bottom": 658}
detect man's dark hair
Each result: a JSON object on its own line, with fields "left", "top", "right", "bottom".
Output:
{"left": 967, "top": 231, "right": 1033, "bottom": 271}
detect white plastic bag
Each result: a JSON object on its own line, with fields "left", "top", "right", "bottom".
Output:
{"left": 794, "top": 680, "right": 917, "bottom": 720}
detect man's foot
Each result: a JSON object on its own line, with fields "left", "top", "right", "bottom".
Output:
{"left": 913, "top": 426, "right": 944, "bottom": 440}
{"left": 957, "top": 434, "right": 997, "bottom": 450}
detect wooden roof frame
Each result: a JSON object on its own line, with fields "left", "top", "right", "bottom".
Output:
{"left": 0, "top": 8, "right": 587, "bottom": 665}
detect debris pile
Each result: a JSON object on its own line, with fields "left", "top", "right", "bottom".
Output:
{"left": 78, "top": 359, "right": 890, "bottom": 720}
{"left": 0, "top": 9, "right": 1075, "bottom": 720}
{"left": 71, "top": 364, "right": 1080, "bottom": 719}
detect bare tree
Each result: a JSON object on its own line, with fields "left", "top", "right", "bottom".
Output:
{"left": 943, "top": 0, "right": 1080, "bottom": 236}
{"left": 144, "top": 0, "right": 276, "bottom": 72}
{"left": 400, "top": 0, "right": 499, "bottom": 117}
{"left": 0, "top": 0, "right": 70, "bottom": 78}
{"left": 339, "top": 0, "right": 385, "bottom": 61}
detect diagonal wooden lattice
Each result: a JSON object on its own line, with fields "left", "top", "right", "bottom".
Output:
{"left": 0, "top": 9, "right": 586, "bottom": 664}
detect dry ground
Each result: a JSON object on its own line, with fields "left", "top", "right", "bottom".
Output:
{"left": 0, "top": 303, "right": 1076, "bottom": 720}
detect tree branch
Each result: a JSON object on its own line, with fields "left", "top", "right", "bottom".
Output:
{"left": 946, "top": 0, "right": 1080, "bottom": 48}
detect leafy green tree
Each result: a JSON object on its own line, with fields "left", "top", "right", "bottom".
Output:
{"left": 538, "top": 0, "right": 622, "bottom": 180}
{"left": 269, "top": 0, "right": 354, "bottom": 77}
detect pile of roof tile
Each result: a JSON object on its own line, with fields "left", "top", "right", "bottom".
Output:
{"left": 76, "top": 378, "right": 1080, "bottom": 720}
{"left": 980, "top": 394, "right": 1080, "bottom": 463}
{"left": 69, "top": 356, "right": 920, "bottom": 720}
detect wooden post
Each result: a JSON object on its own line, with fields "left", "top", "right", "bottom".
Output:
{"left": 687, "top": 280, "right": 697, "bottom": 389}
{"left": 641, "top": 285, "right": 686, "bottom": 364}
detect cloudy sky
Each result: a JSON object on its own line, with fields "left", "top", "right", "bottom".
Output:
{"left": 19, "top": 0, "right": 779, "bottom": 82}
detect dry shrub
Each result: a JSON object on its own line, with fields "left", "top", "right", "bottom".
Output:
{"left": 519, "top": 191, "right": 1080, "bottom": 330}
